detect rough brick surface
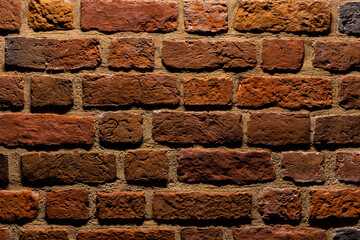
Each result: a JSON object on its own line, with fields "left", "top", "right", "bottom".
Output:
{"left": 180, "top": 227, "right": 222, "bottom": 240}
{"left": 339, "top": 76, "right": 360, "bottom": 109}
{"left": 0, "top": 0, "right": 21, "bottom": 31}
{"left": 184, "top": 2, "right": 228, "bottom": 34}
{"left": 233, "top": 0, "right": 330, "bottom": 32}
{"left": 0, "top": 228, "right": 11, "bottom": 240}
{"left": 125, "top": 150, "right": 168, "bottom": 182}
{"left": 178, "top": 149, "right": 275, "bottom": 185}
{"left": 46, "top": 189, "right": 89, "bottom": 220}
{"left": 152, "top": 192, "right": 251, "bottom": 220}
{"left": 83, "top": 74, "right": 179, "bottom": 107}
{"left": 81, "top": 0, "right": 178, "bottom": 32}
{"left": 333, "top": 228, "right": 360, "bottom": 240}
{"left": 152, "top": 111, "right": 242, "bottom": 145}
{"left": 97, "top": 192, "right": 145, "bottom": 220}
{"left": 28, "top": 0, "right": 74, "bottom": 31}
{"left": 247, "top": 113, "right": 310, "bottom": 146}
{"left": 21, "top": 152, "right": 116, "bottom": 185}
{"left": 5, "top": 37, "right": 101, "bottom": 71}
{"left": 0, "top": 75, "right": 24, "bottom": 109}
{"left": 237, "top": 77, "right": 331, "bottom": 109}
{"left": 0, "top": 154, "right": 8, "bottom": 187}
{"left": 338, "top": 2, "right": 360, "bottom": 35}
{"left": 162, "top": 41, "right": 256, "bottom": 70}
{"left": 77, "top": 229, "right": 175, "bottom": 240}
{"left": 21, "top": 229, "right": 68, "bottom": 240}
{"left": 336, "top": 152, "right": 360, "bottom": 182}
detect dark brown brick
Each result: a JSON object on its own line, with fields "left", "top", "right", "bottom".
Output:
{"left": 339, "top": 76, "right": 360, "bottom": 109}
{"left": 180, "top": 227, "right": 222, "bottom": 240}
{"left": 0, "top": 0, "right": 21, "bottom": 31}
{"left": 21, "top": 229, "right": 68, "bottom": 240}
{"left": 0, "top": 154, "right": 9, "bottom": 187}
{"left": 336, "top": 152, "right": 360, "bottom": 182}
{"left": 0, "top": 75, "right": 24, "bottom": 109}
{"left": 77, "top": 229, "right": 175, "bottom": 240}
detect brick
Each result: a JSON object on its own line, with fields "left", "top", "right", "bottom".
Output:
{"left": 237, "top": 77, "right": 331, "bottom": 109}
{"left": 310, "top": 188, "right": 360, "bottom": 219}
{"left": 152, "top": 192, "right": 251, "bottom": 220}
{"left": 339, "top": 76, "right": 360, "bottom": 109}
{"left": 178, "top": 149, "right": 275, "bottom": 185}
{"left": 152, "top": 111, "right": 242, "bottom": 145}
{"left": 97, "top": 192, "right": 145, "bottom": 220}
{"left": 184, "top": 77, "right": 232, "bottom": 107}
{"left": 28, "top": 0, "right": 74, "bottom": 31}
{"left": 336, "top": 152, "right": 360, "bottom": 182}
{"left": 261, "top": 39, "right": 304, "bottom": 72}
{"left": 258, "top": 187, "right": 301, "bottom": 221}
{"left": 184, "top": 2, "right": 228, "bottom": 34}
{"left": 46, "top": 189, "right": 89, "bottom": 220}
{"left": 282, "top": 152, "right": 324, "bottom": 183}
{"left": 0, "top": 191, "right": 39, "bottom": 222}
{"left": 180, "top": 227, "right": 222, "bottom": 240}
{"left": 77, "top": 229, "right": 175, "bottom": 240}
{"left": 0, "top": 154, "right": 9, "bottom": 187}
{"left": 83, "top": 74, "right": 179, "bottom": 107}
{"left": 81, "top": 0, "right": 178, "bottom": 32}
{"left": 0, "top": 114, "right": 94, "bottom": 147}
{"left": 109, "top": 38, "right": 154, "bottom": 70}
{"left": 338, "top": 2, "right": 360, "bottom": 35}
{"left": 21, "top": 152, "right": 116, "bottom": 186}
{"left": 31, "top": 76, "right": 73, "bottom": 108}
{"left": 313, "top": 41, "right": 360, "bottom": 72}
{"left": 334, "top": 228, "right": 360, "bottom": 240}
{"left": 0, "top": 228, "right": 11, "bottom": 240}
{"left": 233, "top": 0, "right": 330, "bottom": 33}
{"left": 234, "top": 227, "right": 327, "bottom": 240}
{"left": 100, "top": 112, "right": 143, "bottom": 145}
{"left": 5, "top": 37, "right": 101, "bottom": 71}
{"left": 21, "top": 229, "right": 68, "bottom": 240}
{"left": 0, "top": 0, "right": 21, "bottom": 31}
{"left": 125, "top": 150, "right": 168, "bottom": 182}
{"left": 247, "top": 113, "right": 310, "bottom": 146}
{"left": 162, "top": 41, "right": 256, "bottom": 70}
{"left": 0, "top": 75, "right": 24, "bottom": 109}
{"left": 314, "top": 115, "right": 360, "bottom": 145}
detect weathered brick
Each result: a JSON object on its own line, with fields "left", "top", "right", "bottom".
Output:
{"left": 258, "top": 187, "right": 301, "bottom": 221}
{"left": 125, "top": 150, "right": 168, "bottom": 182}
{"left": 282, "top": 152, "right": 324, "bottom": 183}
{"left": 247, "top": 113, "right": 310, "bottom": 146}
{"left": 334, "top": 228, "right": 360, "bottom": 240}
{"left": 5, "top": 37, "right": 101, "bottom": 71}
{"left": 237, "top": 77, "right": 332, "bottom": 109}
{"left": 261, "top": 39, "right": 304, "bottom": 72}
{"left": 81, "top": 0, "right": 178, "bottom": 32}
{"left": 152, "top": 192, "right": 251, "bottom": 220}
{"left": 233, "top": 0, "right": 330, "bottom": 33}
{"left": 0, "top": 191, "right": 39, "bottom": 222}
{"left": 310, "top": 188, "right": 360, "bottom": 219}
{"left": 0, "top": 114, "right": 94, "bottom": 147}
{"left": 152, "top": 111, "right": 242, "bottom": 145}
{"left": 184, "top": 77, "right": 232, "bottom": 106}
{"left": 0, "top": 0, "right": 21, "bottom": 31}
{"left": 21, "top": 229, "right": 68, "bottom": 240}
{"left": 0, "top": 228, "right": 11, "bottom": 240}
{"left": 83, "top": 74, "right": 179, "bottom": 107}
{"left": 339, "top": 76, "right": 360, "bottom": 109}
{"left": 31, "top": 76, "right": 73, "bottom": 108}
{"left": 178, "top": 149, "right": 275, "bottom": 185}
{"left": 184, "top": 2, "right": 228, "bottom": 34}
{"left": 97, "top": 192, "right": 145, "bottom": 220}
{"left": 338, "top": 2, "right": 360, "bottom": 35}
{"left": 336, "top": 152, "right": 360, "bottom": 182}
{"left": 109, "top": 38, "right": 154, "bottom": 70}
{"left": 77, "top": 229, "right": 175, "bottom": 240}
{"left": 28, "top": 0, "right": 74, "bottom": 31}
{"left": 46, "top": 189, "right": 89, "bottom": 220}
{"left": 0, "top": 154, "right": 9, "bottom": 187}
{"left": 180, "top": 227, "right": 222, "bottom": 240}
{"left": 21, "top": 152, "right": 116, "bottom": 186}
{"left": 162, "top": 41, "right": 256, "bottom": 70}
{"left": 0, "top": 75, "right": 24, "bottom": 109}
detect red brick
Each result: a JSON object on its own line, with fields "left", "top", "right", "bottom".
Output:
{"left": 339, "top": 76, "right": 360, "bottom": 109}
{"left": 178, "top": 149, "right": 275, "bottom": 185}
{"left": 5, "top": 37, "right": 101, "bottom": 71}
{"left": 152, "top": 192, "right": 251, "bottom": 220}
{"left": 184, "top": 2, "right": 228, "bottom": 34}
{"left": 237, "top": 77, "right": 331, "bottom": 109}
{"left": 21, "top": 152, "right": 116, "bottom": 186}
{"left": 46, "top": 189, "right": 89, "bottom": 220}
{"left": 184, "top": 77, "right": 232, "bottom": 106}
{"left": 83, "top": 74, "right": 179, "bottom": 107}
{"left": 336, "top": 152, "right": 360, "bottom": 182}
{"left": 109, "top": 38, "right": 154, "bottom": 70}
{"left": 0, "top": 228, "right": 11, "bottom": 240}
{"left": 97, "top": 192, "right": 145, "bottom": 220}
{"left": 152, "top": 111, "right": 242, "bottom": 145}
{"left": 247, "top": 113, "right": 310, "bottom": 146}
{"left": 282, "top": 152, "right": 324, "bottom": 183}
{"left": 261, "top": 39, "right": 304, "bottom": 71}
{"left": 162, "top": 40, "right": 256, "bottom": 70}
{"left": 21, "top": 229, "right": 68, "bottom": 240}
{"left": 0, "top": 154, "right": 9, "bottom": 187}
{"left": 0, "top": 191, "right": 39, "bottom": 222}
{"left": 0, "top": 114, "right": 94, "bottom": 147}
{"left": 0, "top": 0, "right": 21, "bottom": 31}
{"left": 0, "top": 75, "right": 24, "bottom": 109}
{"left": 77, "top": 229, "right": 175, "bottom": 240}
{"left": 81, "top": 0, "right": 178, "bottom": 32}
{"left": 180, "top": 227, "right": 222, "bottom": 240}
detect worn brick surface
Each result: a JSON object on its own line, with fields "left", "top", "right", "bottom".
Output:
{"left": 0, "top": 75, "right": 24, "bottom": 109}
{"left": 21, "top": 229, "right": 68, "bottom": 240}
{"left": 0, "top": 154, "right": 8, "bottom": 187}
{"left": 339, "top": 76, "right": 360, "bottom": 109}
{"left": 0, "top": 0, "right": 21, "bottom": 31}
{"left": 180, "top": 227, "right": 222, "bottom": 240}
{"left": 338, "top": 2, "right": 360, "bottom": 35}
{"left": 77, "top": 229, "right": 175, "bottom": 240}
{"left": 336, "top": 152, "right": 360, "bottom": 182}
{"left": 0, "top": 228, "right": 11, "bottom": 240}
{"left": 333, "top": 228, "right": 360, "bottom": 240}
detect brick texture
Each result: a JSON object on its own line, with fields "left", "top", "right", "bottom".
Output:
{"left": 0, "top": 0, "right": 21, "bottom": 31}
{"left": 0, "top": 228, "right": 11, "bottom": 240}
{"left": 0, "top": 75, "right": 24, "bottom": 109}
{"left": 77, "top": 229, "right": 175, "bottom": 240}
{"left": 336, "top": 152, "right": 360, "bottom": 182}
{"left": 180, "top": 227, "right": 223, "bottom": 240}
{"left": 0, "top": 154, "right": 9, "bottom": 187}
{"left": 21, "top": 229, "right": 68, "bottom": 240}
{"left": 339, "top": 75, "right": 360, "bottom": 109}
